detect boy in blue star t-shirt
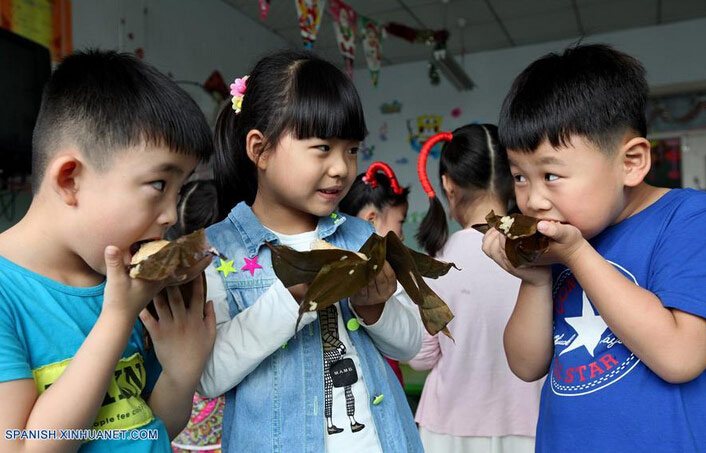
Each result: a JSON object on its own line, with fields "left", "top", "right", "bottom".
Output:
{"left": 0, "top": 50, "right": 216, "bottom": 452}
{"left": 483, "top": 44, "right": 706, "bottom": 452}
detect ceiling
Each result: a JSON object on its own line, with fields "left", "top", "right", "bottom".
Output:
{"left": 221, "top": 0, "right": 706, "bottom": 68}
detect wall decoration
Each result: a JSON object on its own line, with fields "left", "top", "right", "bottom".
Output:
{"left": 359, "top": 15, "right": 383, "bottom": 86}
{"left": 380, "top": 100, "right": 402, "bottom": 114}
{"left": 330, "top": 0, "right": 357, "bottom": 77}
{"left": 450, "top": 107, "right": 462, "bottom": 118}
{"left": 295, "top": 0, "right": 325, "bottom": 49}
{"left": 395, "top": 157, "right": 409, "bottom": 165}
{"left": 0, "top": 0, "right": 72, "bottom": 61}
{"left": 379, "top": 122, "right": 388, "bottom": 141}
{"left": 259, "top": 0, "right": 271, "bottom": 20}
{"left": 360, "top": 141, "right": 375, "bottom": 160}
{"left": 647, "top": 138, "right": 682, "bottom": 188}
{"left": 647, "top": 92, "right": 706, "bottom": 134}
{"left": 407, "top": 115, "right": 443, "bottom": 157}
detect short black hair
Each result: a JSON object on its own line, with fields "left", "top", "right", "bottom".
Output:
{"left": 214, "top": 49, "right": 367, "bottom": 218}
{"left": 31, "top": 49, "right": 213, "bottom": 192}
{"left": 339, "top": 172, "right": 409, "bottom": 217}
{"left": 499, "top": 44, "right": 648, "bottom": 154}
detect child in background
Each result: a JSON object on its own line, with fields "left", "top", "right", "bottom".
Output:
{"left": 339, "top": 161, "right": 411, "bottom": 386}
{"left": 168, "top": 180, "right": 224, "bottom": 453}
{"left": 0, "top": 50, "right": 215, "bottom": 452}
{"left": 410, "top": 125, "right": 541, "bottom": 453}
{"left": 484, "top": 44, "right": 706, "bottom": 452}
{"left": 197, "top": 50, "right": 424, "bottom": 453}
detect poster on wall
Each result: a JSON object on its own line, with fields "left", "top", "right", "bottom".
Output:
{"left": 359, "top": 15, "right": 382, "bottom": 86}
{"left": 0, "top": 0, "right": 72, "bottom": 61}
{"left": 647, "top": 138, "right": 682, "bottom": 188}
{"left": 295, "top": 0, "right": 325, "bottom": 49}
{"left": 330, "top": 0, "right": 356, "bottom": 77}
{"left": 407, "top": 115, "right": 444, "bottom": 158}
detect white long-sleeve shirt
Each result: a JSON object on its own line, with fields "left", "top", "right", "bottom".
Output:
{"left": 198, "top": 237, "right": 422, "bottom": 399}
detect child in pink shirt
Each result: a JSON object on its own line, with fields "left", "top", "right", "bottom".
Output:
{"left": 410, "top": 124, "right": 542, "bottom": 453}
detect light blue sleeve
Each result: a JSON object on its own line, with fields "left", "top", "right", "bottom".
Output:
{"left": 0, "top": 298, "right": 32, "bottom": 382}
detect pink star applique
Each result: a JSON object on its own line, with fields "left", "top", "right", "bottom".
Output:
{"left": 241, "top": 256, "right": 263, "bottom": 276}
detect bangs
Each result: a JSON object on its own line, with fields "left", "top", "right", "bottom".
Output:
{"left": 286, "top": 59, "right": 367, "bottom": 142}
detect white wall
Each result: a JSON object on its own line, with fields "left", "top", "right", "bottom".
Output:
{"left": 72, "top": 0, "right": 288, "bottom": 126}
{"left": 352, "top": 18, "right": 706, "bottom": 245}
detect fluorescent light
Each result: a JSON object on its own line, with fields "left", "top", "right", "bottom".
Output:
{"left": 431, "top": 48, "right": 475, "bottom": 91}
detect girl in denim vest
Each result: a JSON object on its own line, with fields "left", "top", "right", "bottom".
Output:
{"left": 196, "top": 50, "right": 424, "bottom": 453}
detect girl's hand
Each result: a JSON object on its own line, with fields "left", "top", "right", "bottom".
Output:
{"left": 287, "top": 283, "right": 310, "bottom": 305}
{"left": 482, "top": 229, "right": 552, "bottom": 287}
{"left": 139, "top": 272, "right": 216, "bottom": 389}
{"left": 351, "top": 260, "right": 396, "bottom": 307}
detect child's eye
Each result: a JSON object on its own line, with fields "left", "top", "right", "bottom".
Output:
{"left": 349, "top": 147, "right": 359, "bottom": 155}
{"left": 150, "top": 180, "right": 166, "bottom": 192}
{"left": 513, "top": 174, "right": 526, "bottom": 183}
{"left": 315, "top": 144, "right": 331, "bottom": 152}
{"left": 545, "top": 174, "right": 559, "bottom": 182}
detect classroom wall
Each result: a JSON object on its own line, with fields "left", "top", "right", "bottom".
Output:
{"left": 352, "top": 17, "right": 706, "bottom": 247}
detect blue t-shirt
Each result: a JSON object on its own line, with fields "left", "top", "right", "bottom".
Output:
{"left": 0, "top": 255, "right": 170, "bottom": 452}
{"left": 538, "top": 188, "right": 706, "bottom": 452}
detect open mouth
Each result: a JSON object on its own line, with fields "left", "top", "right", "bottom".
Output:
{"left": 317, "top": 187, "right": 343, "bottom": 200}
{"left": 129, "top": 238, "right": 158, "bottom": 257}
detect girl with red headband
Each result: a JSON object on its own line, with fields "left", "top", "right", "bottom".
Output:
{"left": 410, "top": 125, "right": 542, "bottom": 453}
{"left": 339, "top": 162, "right": 412, "bottom": 387}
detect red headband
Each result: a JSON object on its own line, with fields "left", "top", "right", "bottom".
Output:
{"left": 417, "top": 132, "right": 453, "bottom": 198}
{"left": 363, "top": 161, "right": 403, "bottom": 195}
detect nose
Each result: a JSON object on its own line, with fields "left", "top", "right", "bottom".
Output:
{"left": 328, "top": 152, "right": 352, "bottom": 180}
{"left": 158, "top": 202, "right": 178, "bottom": 228}
{"left": 524, "top": 184, "right": 552, "bottom": 215}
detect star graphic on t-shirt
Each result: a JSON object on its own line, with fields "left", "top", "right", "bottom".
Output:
{"left": 560, "top": 291, "right": 609, "bottom": 357}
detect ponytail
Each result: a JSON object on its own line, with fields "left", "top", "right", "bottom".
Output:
{"left": 415, "top": 132, "right": 453, "bottom": 256}
{"left": 213, "top": 102, "right": 257, "bottom": 220}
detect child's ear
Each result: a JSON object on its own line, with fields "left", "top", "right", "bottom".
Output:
{"left": 48, "top": 153, "right": 83, "bottom": 206}
{"left": 359, "top": 207, "right": 377, "bottom": 224}
{"left": 246, "top": 130, "right": 267, "bottom": 170}
{"left": 621, "top": 136, "right": 651, "bottom": 187}
{"left": 441, "top": 174, "right": 454, "bottom": 200}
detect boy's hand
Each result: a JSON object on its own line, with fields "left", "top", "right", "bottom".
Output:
{"left": 535, "top": 221, "right": 589, "bottom": 267}
{"left": 482, "top": 229, "right": 552, "bottom": 287}
{"left": 103, "top": 246, "right": 163, "bottom": 319}
{"left": 139, "top": 272, "right": 216, "bottom": 389}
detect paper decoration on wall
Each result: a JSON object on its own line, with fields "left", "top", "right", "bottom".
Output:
{"left": 379, "top": 122, "right": 388, "bottom": 141}
{"left": 395, "top": 157, "right": 409, "bottom": 165}
{"left": 407, "top": 115, "right": 444, "bottom": 157}
{"left": 203, "top": 70, "right": 229, "bottom": 101}
{"left": 259, "top": 0, "right": 271, "bottom": 20}
{"left": 0, "top": 0, "right": 72, "bottom": 61}
{"left": 295, "top": 0, "right": 325, "bottom": 49}
{"left": 385, "top": 22, "right": 449, "bottom": 46}
{"left": 359, "top": 15, "right": 383, "bottom": 86}
{"left": 360, "top": 141, "right": 375, "bottom": 160}
{"left": 451, "top": 107, "right": 462, "bottom": 118}
{"left": 380, "top": 100, "right": 402, "bottom": 114}
{"left": 330, "top": 0, "right": 357, "bottom": 77}
{"left": 647, "top": 138, "right": 682, "bottom": 188}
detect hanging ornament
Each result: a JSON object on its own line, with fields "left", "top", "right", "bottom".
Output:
{"left": 359, "top": 15, "right": 384, "bottom": 86}
{"left": 429, "top": 63, "right": 440, "bottom": 86}
{"left": 295, "top": 0, "right": 326, "bottom": 49}
{"left": 385, "top": 22, "right": 449, "bottom": 46}
{"left": 330, "top": 0, "right": 357, "bottom": 77}
{"left": 259, "top": 0, "right": 271, "bottom": 21}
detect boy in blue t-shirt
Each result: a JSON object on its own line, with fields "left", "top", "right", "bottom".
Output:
{"left": 0, "top": 50, "right": 216, "bottom": 451}
{"left": 483, "top": 44, "right": 706, "bottom": 452}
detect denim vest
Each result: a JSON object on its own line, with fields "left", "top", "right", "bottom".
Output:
{"left": 206, "top": 202, "right": 423, "bottom": 453}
